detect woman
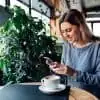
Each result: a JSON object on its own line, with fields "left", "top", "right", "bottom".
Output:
{"left": 49, "top": 9, "right": 100, "bottom": 86}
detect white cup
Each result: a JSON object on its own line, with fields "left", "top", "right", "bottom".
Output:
{"left": 41, "top": 75, "right": 60, "bottom": 90}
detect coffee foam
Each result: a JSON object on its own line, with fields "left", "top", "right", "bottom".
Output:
{"left": 45, "top": 75, "right": 60, "bottom": 80}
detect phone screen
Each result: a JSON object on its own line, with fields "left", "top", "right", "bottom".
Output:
{"left": 43, "top": 57, "right": 53, "bottom": 65}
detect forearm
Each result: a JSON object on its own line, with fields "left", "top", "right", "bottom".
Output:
{"left": 76, "top": 71, "right": 100, "bottom": 85}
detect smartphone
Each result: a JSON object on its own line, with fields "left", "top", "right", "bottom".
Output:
{"left": 43, "top": 57, "right": 53, "bottom": 65}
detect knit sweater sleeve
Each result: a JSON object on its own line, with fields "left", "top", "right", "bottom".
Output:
{"left": 76, "top": 43, "right": 100, "bottom": 86}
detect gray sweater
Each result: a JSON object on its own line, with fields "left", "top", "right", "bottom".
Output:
{"left": 61, "top": 41, "right": 100, "bottom": 86}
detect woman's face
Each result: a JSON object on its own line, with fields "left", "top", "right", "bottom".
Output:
{"left": 60, "top": 22, "right": 81, "bottom": 44}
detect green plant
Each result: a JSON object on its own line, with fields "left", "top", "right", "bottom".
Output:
{"left": 0, "top": 6, "right": 61, "bottom": 84}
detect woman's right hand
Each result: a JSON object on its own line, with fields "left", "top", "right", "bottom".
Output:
{"left": 49, "top": 62, "right": 67, "bottom": 75}
{"left": 49, "top": 62, "right": 77, "bottom": 76}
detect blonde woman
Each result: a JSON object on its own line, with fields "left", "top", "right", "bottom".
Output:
{"left": 49, "top": 9, "right": 100, "bottom": 86}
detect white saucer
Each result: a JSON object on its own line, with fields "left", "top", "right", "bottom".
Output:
{"left": 38, "top": 84, "right": 66, "bottom": 94}
{"left": 0, "top": 86, "right": 4, "bottom": 90}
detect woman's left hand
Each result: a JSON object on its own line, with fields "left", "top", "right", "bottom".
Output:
{"left": 49, "top": 62, "right": 77, "bottom": 76}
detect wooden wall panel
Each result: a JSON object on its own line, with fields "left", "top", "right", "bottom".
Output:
{"left": 42, "top": 0, "right": 68, "bottom": 39}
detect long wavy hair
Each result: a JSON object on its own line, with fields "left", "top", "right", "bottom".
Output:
{"left": 59, "top": 9, "right": 100, "bottom": 42}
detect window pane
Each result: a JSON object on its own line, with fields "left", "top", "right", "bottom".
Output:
{"left": 0, "top": 0, "right": 5, "bottom": 7}
{"left": 93, "top": 23, "right": 100, "bottom": 37}
{"left": 10, "top": 0, "right": 29, "bottom": 14}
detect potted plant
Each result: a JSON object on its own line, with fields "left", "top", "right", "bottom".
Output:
{"left": 0, "top": 6, "right": 61, "bottom": 84}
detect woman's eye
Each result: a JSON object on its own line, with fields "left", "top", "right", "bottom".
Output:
{"left": 66, "top": 28, "right": 72, "bottom": 32}
{"left": 61, "top": 28, "right": 72, "bottom": 33}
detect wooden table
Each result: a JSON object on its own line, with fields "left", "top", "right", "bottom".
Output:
{"left": 21, "top": 82, "right": 98, "bottom": 100}
{"left": 69, "top": 87, "right": 98, "bottom": 100}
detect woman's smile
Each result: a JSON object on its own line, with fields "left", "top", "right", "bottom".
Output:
{"left": 60, "top": 22, "right": 81, "bottom": 45}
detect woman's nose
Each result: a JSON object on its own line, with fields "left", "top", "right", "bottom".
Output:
{"left": 63, "top": 32, "right": 70, "bottom": 37}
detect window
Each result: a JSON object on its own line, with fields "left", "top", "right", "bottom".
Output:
{"left": 0, "top": 0, "right": 5, "bottom": 7}
{"left": 93, "top": 23, "right": 100, "bottom": 37}
{"left": 10, "top": 0, "right": 50, "bottom": 35}
{"left": 86, "top": 18, "right": 100, "bottom": 37}
{"left": 10, "top": 0, "right": 29, "bottom": 14}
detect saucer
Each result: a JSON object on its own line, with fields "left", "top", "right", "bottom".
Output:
{"left": 38, "top": 84, "right": 66, "bottom": 94}
{"left": 0, "top": 86, "right": 4, "bottom": 90}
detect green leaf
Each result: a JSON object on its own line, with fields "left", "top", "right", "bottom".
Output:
{"left": 0, "top": 6, "right": 60, "bottom": 84}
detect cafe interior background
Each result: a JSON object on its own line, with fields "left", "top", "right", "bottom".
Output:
{"left": 0, "top": 0, "right": 100, "bottom": 85}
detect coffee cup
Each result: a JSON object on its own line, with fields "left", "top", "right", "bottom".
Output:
{"left": 41, "top": 75, "right": 60, "bottom": 90}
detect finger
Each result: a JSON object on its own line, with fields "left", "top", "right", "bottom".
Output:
{"left": 49, "top": 65, "right": 57, "bottom": 71}
{"left": 49, "top": 63, "right": 59, "bottom": 68}
{"left": 49, "top": 62, "right": 58, "bottom": 66}
{"left": 52, "top": 68, "right": 61, "bottom": 71}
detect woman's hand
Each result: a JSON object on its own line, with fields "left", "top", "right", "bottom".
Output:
{"left": 49, "top": 62, "right": 77, "bottom": 76}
